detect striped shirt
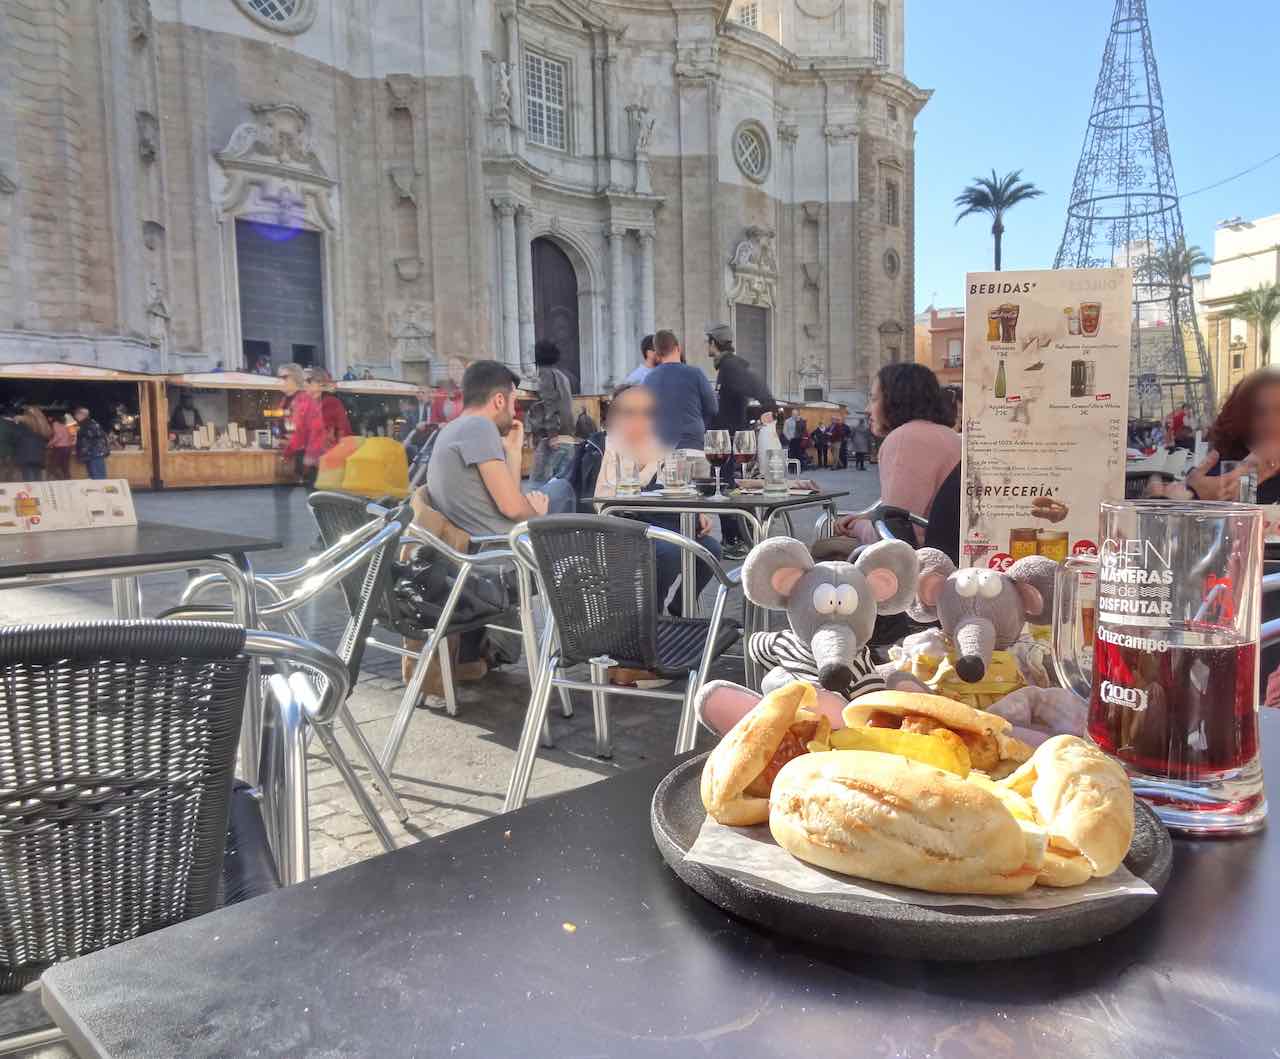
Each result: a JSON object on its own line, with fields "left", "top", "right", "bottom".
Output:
{"left": 746, "top": 630, "right": 885, "bottom": 698}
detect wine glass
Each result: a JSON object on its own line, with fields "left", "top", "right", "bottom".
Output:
{"left": 704, "top": 430, "right": 731, "bottom": 497}
{"left": 733, "top": 429, "right": 757, "bottom": 478}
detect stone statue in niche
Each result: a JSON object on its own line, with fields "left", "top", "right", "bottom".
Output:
{"left": 636, "top": 115, "right": 655, "bottom": 154}
{"left": 146, "top": 280, "right": 171, "bottom": 346}
{"left": 495, "top": 62, "right": 513, "bottom": 115}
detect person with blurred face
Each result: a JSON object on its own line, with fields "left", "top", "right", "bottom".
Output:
{"left": 594, "top": 383, "right": 722, "bottom": 616}
{"left": 1164, "top": 370, "right": 1280, "bottom": 503}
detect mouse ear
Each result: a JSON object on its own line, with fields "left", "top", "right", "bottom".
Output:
{"left": 1007, "top": 554, "right": 1057, "bottom": 624}
{"left": 907, "top": 547, "right": 955, "bottom": 623}
{"left": 741, "top": 538, "right": 814, "bottom": 609}
{"left": 852, "top": 539, "right": 918, "bottom": 615}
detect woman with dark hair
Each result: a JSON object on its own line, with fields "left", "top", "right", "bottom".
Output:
{"left": 827, "top": 362, "right": 960, "bottom": 548}
{"left": 527, "top": 339, "right": 576, "bottom": 485}
{"left": 1172, "top": 370, "right": 1280, "bottom": 502}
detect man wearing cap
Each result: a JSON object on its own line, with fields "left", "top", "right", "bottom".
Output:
{"left": 705, "top": 323, "right": 776, "bottom": 558}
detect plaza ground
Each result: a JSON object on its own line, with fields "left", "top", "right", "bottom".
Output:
{"left": 0, "top": 463, "right": 881, "bottom": 875}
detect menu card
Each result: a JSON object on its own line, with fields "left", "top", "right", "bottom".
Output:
{"left": 960, "top": 267, "right": 1132, "bottom": 569}
{"left": 0, "top": 479, "right": 138, "bottom": 535}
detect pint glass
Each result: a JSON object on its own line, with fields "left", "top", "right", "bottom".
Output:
{"left": 1052, "top": 500, "right": 1266, "bottom": 834}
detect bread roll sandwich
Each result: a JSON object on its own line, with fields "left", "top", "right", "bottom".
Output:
{"left": 769, "top": 751, "right": 1047, "bottom": 895}
{"left": 1000, "top": 734, "right": 1134, "bottom": 886}
{"left": 843, "top": 689, "right": 1034, "bottom": 777}
{"left": 700, "top": 682, "right": 824, "bottom": 826}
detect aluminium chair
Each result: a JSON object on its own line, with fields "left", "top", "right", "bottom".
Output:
{"left": 503, "top": 514, "right": 742, "bottom": 812}
{"left": 0, "top": 621, "right": 343, "bottom": 1053}
{"left": 166, "top": 499, "right": 416, "bottom": 848}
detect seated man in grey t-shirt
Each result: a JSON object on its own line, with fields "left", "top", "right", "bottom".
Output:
{"left": 425, "top": 360, "right": 575, "bottom": 538}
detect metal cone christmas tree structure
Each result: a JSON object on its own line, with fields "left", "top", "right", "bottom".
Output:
{"left": 1054, "top": 0, "right": 1213, "bottom": 420}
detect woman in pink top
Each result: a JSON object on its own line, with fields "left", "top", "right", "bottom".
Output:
{"left": 833, "top": 363, "right": 960, "bottom": 546}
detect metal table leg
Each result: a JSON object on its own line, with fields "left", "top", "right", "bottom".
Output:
{"left": 680, "top": 511, "right": 698, "bottom": 617}
{"left": 228, "top": 552, "right": 263, "bottom": 789}
{"left": 110, "top": 576, "right": 142, "bottom": 618}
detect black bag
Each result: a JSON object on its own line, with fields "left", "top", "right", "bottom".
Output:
{"left": 392, "top": 546, "right": 511, "bottom": 629}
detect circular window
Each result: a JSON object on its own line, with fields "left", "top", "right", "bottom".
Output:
{"left": 733, "top": 122, "right": 771, "bottom": 184}
{"left": 883, "top": 249, "right": 901, "bottom": 278}
{"left": 233, "top": 0, "right": 317, "bottom": 34}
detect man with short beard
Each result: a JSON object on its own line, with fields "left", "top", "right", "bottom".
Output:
{"left": 425, "top": 360, "right": 574, "bottom": 538}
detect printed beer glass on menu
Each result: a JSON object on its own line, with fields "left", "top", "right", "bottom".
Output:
{"left": 1052, "top": 499, "right": 1266, "bottom": 834}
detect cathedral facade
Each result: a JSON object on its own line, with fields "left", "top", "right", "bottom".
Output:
{"left": 0, "top": 0, "right": 927, "bottom": 406}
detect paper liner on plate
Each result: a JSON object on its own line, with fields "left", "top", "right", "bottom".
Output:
{"left": 686, "top": 816, "right": 1154, "bottom": 912}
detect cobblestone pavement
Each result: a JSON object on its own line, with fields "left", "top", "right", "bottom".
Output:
{"left": 0, "top": 464, "right": 881, "bottom": 876}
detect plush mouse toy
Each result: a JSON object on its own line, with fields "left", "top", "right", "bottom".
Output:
{"left": 696, "top": 536, "right": 919, "bottom": 735}
{"left": 889, "top": 548, "right": 1059, "bottom": 706}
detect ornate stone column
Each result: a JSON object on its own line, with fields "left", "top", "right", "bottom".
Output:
{"left": 515, "top": 205, "right": 535, "bottom": 367}
{"left": 637, "top": 230, "right": 656, "bottom": 336}
{"left": 495, "top": 199, "right": 520, "bottom": 368}
{"left": 606, "top": 225, "right": 627, "bottom": 385}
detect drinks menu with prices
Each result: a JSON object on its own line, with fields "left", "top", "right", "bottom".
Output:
{"left": 960, "top": 267, "right": 1131, "bottom": 570}
{"left": 0, "top": 479, "right": 138, "bottom": 535}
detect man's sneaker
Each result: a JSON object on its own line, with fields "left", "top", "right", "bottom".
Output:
{"left": 722, "top": 541, "right": 750, "bottom": 561}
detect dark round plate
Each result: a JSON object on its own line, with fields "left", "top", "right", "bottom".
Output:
{"left": 652, "top": 753, "right": 1173, "bottom": 962}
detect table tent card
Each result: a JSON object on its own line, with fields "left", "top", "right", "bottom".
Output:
{"left": 0, "top": 479, "right": 138, "bottom": 535}
{"left": 960, "top": 267, "right": 1133, "bottom": 570}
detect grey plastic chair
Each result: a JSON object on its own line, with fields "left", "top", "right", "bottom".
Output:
{"left": 503, "top": 515, "right": 742, "bottom": 812}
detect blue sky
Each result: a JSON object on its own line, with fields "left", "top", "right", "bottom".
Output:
{"left": 907, "top": 0, "right": 1280, "bottom": 309}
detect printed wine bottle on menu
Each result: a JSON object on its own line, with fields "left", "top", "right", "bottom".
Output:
{"left": 994, "top": 358, "right": 1007, "bottom": 399}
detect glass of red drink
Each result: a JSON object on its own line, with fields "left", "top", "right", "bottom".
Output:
{"left": 1052, "top": 499, "right": 1266, "bottom": 834}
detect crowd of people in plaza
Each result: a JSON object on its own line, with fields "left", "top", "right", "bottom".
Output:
{"left": 0, "top": 401, "right": 112, "bottom": 481}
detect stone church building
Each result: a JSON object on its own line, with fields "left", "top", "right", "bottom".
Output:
{"left": 0, "top": 0, "right": 927, "bottom": 406}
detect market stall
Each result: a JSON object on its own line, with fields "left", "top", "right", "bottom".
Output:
{"left": 0, "top": 362, "right": 160, "bottom": 488}
{"left": 159, "top": 372, "right": 293, "bottom": 488}
{"left": 334, "top": 378, "right": 421, "bottom": 440}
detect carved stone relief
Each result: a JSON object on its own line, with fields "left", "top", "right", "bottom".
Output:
{"left": 0, "top": 169, "right": 16, "bottom": 195}
{"left": 385, "top": 75, "right": 415, "bottom": 113}
{"left": 387, "top": 165, "right": 417, "bottom": 205}
{"left": 727, "top": 226, "right": 778, "bottom": 309}
{"left": 136, "top": 111, "right": 159, "bottom": 164}
{"left": 389, "top": 304, "right": 434, "bottom": 364}
{"left": 214, "top": 102, "right": 337, "bottom": 231}
{"left": 128, "top": 0, "right": 152, "bottom": 43}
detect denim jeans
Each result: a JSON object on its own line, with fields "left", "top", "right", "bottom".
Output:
{"left": 531, "top": 439, "right": 575, "bottom": 486}
{"left": 525, "top": 476, "right": 576, "bottom": 514}
{"left": 654, "top": 535, "right": 722, "bottom": 615}
{"left": 84, "top": 456, "right": 107, "bottom": 480}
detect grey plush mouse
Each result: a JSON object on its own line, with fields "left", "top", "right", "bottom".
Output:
{"left": 744, "top": 536, "right": 919, "bottom": 692}
{"left": 695, "top": 537, "right": 919, "bottom": 736}
{"left": 908, "top": 548, "right": 1058, "bottom": 683}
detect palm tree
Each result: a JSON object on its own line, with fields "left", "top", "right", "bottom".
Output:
{"left": 1141, "top": 238, "right": 1210, "bottom": 334}
{"left": 1227, "top": 283, "right": 1280, "bottom": 366}
{"left": 953, "top": 170, "right": 1044, "bottom": 271}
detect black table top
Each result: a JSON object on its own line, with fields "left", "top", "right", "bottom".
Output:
{"left": 42, "top": 713, "right": 1280, "bottom": 1058}
{"left": 594, "top": 488, "right": 846, "bottom": 512}
{"left": 0, "top": 521, "right": 280, "bottom": 578}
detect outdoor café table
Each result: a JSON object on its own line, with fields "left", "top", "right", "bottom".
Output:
{"left": 0, "top": 521, "right": 279, "bottom": 786}
{"left": 40, "top": 710, "right": 1280, "bottom": 1059}
{"left": 593, "top": 488, "right": 846, "bottom": 684}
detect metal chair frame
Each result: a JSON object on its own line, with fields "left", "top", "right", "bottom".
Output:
{"left": 502, "top": 518, "right": 741, "bottom": 812}
{"left": 171, "top": 508, "right": 413, "bottom": 850}
{"left": 814, "top": 499, "right": 930, "bottom": 544}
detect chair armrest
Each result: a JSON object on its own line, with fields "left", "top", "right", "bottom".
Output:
{"left": 816, "top": 502, "right": 927, "bottom": 543}
{"left": 244, "top": 629, "right": 350, "bottom": 724}
{"left": 644, "top": 525, "right": 741, "bottom": 590}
